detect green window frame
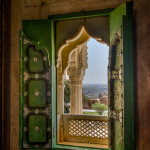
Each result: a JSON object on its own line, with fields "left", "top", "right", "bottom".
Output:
{"left": 50, "top": 2, "right": 134, "bottom": 150}
{"left": 20, "top": 2, "right": 134, "bottom": 150}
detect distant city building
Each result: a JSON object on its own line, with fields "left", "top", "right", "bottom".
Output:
{"left": 99, "top": 93, "right": 108, "bottom": 106}
{"left": 83, "top": 98, "right": 100, "bottom": 109}
{"left": 83, "top": 93, "right": 108, "bottom": 109}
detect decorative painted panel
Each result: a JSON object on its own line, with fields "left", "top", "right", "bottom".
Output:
{"left": 28, "top": 80, "right": 47, "bottom": 107}
{"left": 20, "top": 30, "right": 51, "bottom": 149}
{"left": 108, "top": 26, "right": 124, "bottom": 150}
{"left": 108, "top": 3, "right": 128, "bottom": 150}
{"left": 28, "top": 115, "right": 47, "bottom": 143}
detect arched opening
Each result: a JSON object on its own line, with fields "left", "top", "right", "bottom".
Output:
{"left": 19, "top": 4, "right": 134, "bottom": 150}
{"left": 56, "top": 22, "right": 109, "bottom": 148}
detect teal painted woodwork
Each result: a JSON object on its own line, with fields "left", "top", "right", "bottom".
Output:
{"left": 20, "top": 20, "right": 53, "bottom": 149}
{"left": 28, "top": 115, "right": 47, "bottom": 143}
{"left": 49, "top": 8, "right": 113, "bottom": 21}
{"left": 108, "top": 2, "right": 134, "bottom": 150}
{"left": 50, "top": 19, "right": 57, "bottom": 148}
{"left": 28, "top": 80, "right": 46, "bottom": 107}
{"left": 19, "top": 2, "right": 134, "bottom": 150}
{"left": 28, "top": 47, "right": 45, "bottom": 73}
{"left": 51, "top": 4, "right": 134, "bottom": 149}
{"left": 123, "top": 2, "right": 134, "bottom": 150}
{"left": 109, "top": 3, "right": 125, "bottom": 150}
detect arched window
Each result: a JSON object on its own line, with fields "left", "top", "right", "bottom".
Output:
{"left": 20, "top": 2, "right": 134, "bottom": 150}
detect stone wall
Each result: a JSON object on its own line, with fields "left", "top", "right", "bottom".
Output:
{"left": 10, "top": 0, "right": 150, "bottom": 149}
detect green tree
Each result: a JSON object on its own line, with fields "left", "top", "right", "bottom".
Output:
{"left": 82, "top": 92, "right": 90, "bottom": 103}
{"left": 64, "top": 80, "right": 90, "bottom": 104}
{"left": 92, "top": 102, "right": 108, "bottom": 115}
{"left": 64, "top": 80, "right": 70, "bottom": 104}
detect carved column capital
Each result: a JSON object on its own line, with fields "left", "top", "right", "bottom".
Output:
{"left": 57, "top": 66, "right": 65, "bottom": 85}
{"left": 79, "top": 44, "right": 88, "bottom": 70}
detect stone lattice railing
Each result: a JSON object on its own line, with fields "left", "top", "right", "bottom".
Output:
{"left": 62, "top": 114, "right": 108, "bottom": 145}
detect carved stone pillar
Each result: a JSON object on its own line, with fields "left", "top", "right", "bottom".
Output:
{"left": 67, "top": 43, "right": 88, "bottom": 114}
{"left": 57, "top": 84, "right": 64, "bottom": 115}
{"left": 57, "top": 66, "right": 65, "bottom": 142}
{"left": 57, "top": 66, "right": 65, "bottom": 115}
{"left": 68, "top": 73, "right": 84, "bottom": 114}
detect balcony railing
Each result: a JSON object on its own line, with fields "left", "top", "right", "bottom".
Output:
{"left": 61, "top": 114, "right": 108, "bottom": 145}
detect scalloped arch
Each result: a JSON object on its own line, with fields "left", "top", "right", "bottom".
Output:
{"left": 56, "top": 26, "right": 90, "bottom": 74}
{"left": 56, "top": 24, "right": 109, "bottom": 75}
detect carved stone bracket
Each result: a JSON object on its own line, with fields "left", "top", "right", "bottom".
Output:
{"left": 79, "top": 44, "right": 88, "bottom": 69}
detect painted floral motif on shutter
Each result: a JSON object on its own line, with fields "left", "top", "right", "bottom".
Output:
{"left": 108, "top": 27, "right": 124, "bottom": 150}
{"left": 20, "top": 30, "right": 51, "bottom": 149}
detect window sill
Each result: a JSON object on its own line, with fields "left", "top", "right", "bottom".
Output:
{"left": 54, "top": 142, "right": 108, "bottom": 150}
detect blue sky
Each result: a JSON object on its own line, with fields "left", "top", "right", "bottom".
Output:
{"left": 66, "top": 38, "right": 109, "bottom": 84}
{"left": 83, "top": 38, "right": 109, "bottom": 84}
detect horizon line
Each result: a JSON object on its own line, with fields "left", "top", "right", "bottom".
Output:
{"left": 83, "top": 83, "right": 107, "bottom": 85}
